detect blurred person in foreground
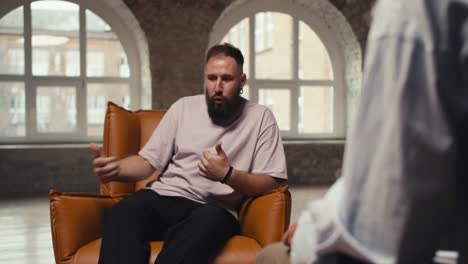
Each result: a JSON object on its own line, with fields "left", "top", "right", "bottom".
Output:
{"left": 257, "top": 0, "right": 468, "bottom": 263}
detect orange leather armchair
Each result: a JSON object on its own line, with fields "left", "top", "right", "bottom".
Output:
{"left": 49, "top": 102, "right": 291, "bottom": 264}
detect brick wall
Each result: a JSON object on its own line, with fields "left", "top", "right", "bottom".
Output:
{"left": 0, "top": 146, "right": 99, "bottom": 197}
{"left": 0, "top": 0, "right": 374, "bottom": 197}
{"left": 0, "top": 142, "right": 343, "bottom": 198}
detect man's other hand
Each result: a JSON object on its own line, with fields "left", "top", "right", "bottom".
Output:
{"left": 198, "top": 142, "right": 230, "bottom": 182}
{"left": 90, "top": 143, "right": 120, "bottom": 184}
{"left": 282, "top": 220, "right": 298, "bottom": 247}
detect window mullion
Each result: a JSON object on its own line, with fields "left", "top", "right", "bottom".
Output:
{"left": 290, "top": 18, "right": 299, "bottom": 135}
{"left": 87, "top": 77, "right": 130, "bottom": 83}
{"left": 249, "top": 14, "right": 258, "bottom": 104}
{"left": 76, "top": 6, "right": 86, "bottom": 140}
{"left": 24, "top": 1, "right": 35, "bottom": 140}
{"left": 24, "top": 3, "right": 31, "bottom": 77}
{"left": 299, "top": 80, "right": 335, "bottom": 86}
{"left": 334, "top": 80, "right": 345, "bottom": 137}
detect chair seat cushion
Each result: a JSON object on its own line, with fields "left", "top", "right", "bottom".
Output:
{"left": 73, "top": 235, "right": 261, "bottom": 264}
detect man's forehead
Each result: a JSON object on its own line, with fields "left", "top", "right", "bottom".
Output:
{"left": 205, "top": 55, "right": 241, "bottom": 73}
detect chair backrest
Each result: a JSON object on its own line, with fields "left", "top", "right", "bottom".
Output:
{"left": 100, "top": 102, "right": 166, "bottom": 196}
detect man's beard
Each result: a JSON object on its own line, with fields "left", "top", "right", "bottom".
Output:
{"left": 205, "top": 89, "right": 244, "bottom": 126}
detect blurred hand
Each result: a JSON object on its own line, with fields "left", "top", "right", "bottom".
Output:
{"left": 90, "top": 143, "right": 120, "bottom": 183}
{"left": 282, "top": 220, "right": 298, "bottom": 247}
{"left": 198, "top": 142, "right": 230, "bottom": 181}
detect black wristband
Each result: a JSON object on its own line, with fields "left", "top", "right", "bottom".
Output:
{"left": 220, "top": 166, "right": 233, "bottom": 184}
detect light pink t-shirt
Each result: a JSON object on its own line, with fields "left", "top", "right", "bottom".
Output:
{"left": 139, "top": 94, "right": 287, "bottom": 217}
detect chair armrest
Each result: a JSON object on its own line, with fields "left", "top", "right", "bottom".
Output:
{"left": 238, "top": 185, "right": 291, "bottom": 247}
{"left": 49, "top": 190, "right": 121, "bottom": 264}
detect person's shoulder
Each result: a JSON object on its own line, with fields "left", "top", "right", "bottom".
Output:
{"left": 182, "top": 94, "right": 204, "bottom": 101}
{"left": 244, "top": 100, "right": 271, "bottom": 112}
{"left": 171, "top": 94, "right": 204, "bottom": 108}
{"left": 244, "top": 99, "right": 266, "bottom": 111}
{"left": 243, "top": 99, "right": 276, "bottom": 121}
{"left": 177, "top": 94, "right": 204, "bottom": 104}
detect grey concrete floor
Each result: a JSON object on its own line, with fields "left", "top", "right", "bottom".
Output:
{"left": 0, "top": 185, "right": 330, "bottom": 264}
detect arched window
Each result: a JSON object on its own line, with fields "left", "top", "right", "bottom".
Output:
{"left": 221, "top": 13, "right": 340, "bottom": 138}
{"left": 0, "top": 0, "right": 148, "bottom": 143}
{"left": 210, "top": 0, "right": 362, "bottom": 139}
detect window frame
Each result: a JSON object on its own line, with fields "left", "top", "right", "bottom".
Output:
{"left": 213, "top": 10, "right": 346, "bottom": 139}
{"left": 0, "top": 0, "right": 143, "bottom": 143}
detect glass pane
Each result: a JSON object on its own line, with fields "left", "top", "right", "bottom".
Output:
{"left": 0, "top": 7, "right": 24, "bottom": 75}
{"left": 241, "top": 84, "right": 250, "bottom": 100}
{"left": 87, "top": 10, "right": 129, "bottom": 77}
{"left": 298, "top": 21, "right": 333, "bottom": 80}
{"left": 87, "top": 83, "right": 130, "bottom": 136}
{"left": 221, "top": 18, "right": 249, "bottom": 76}
{"left": 299, "top": 86, "right": 333, "bottom": 133}
{"left": 255, "top": 12, "right": 292, "bottom": 79}
{"left": 37, "top": 86, "right": 76, "bottom": 132}
{"left": 259, "top": 89, "right": 290, "bottom": 130}
{"left": 0, "top": 82, "right": 25, "bottom": 136}
{"left": 31, "top": 1, "right": 80, "bottom": 76}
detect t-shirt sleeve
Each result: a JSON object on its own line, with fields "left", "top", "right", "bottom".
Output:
{"left": 138, "top": 100, "right": 181, "bottom": 172}
{"left": 251, "top": 108, "right": 287, "bottom": 179}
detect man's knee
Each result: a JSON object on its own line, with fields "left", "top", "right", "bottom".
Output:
{"left": 106, "top": 192, "right": 152, "bottom": 223}
{"left": 110, "top": 198, "right": 140, "bottom": 217}
{"left": 192, "top": 205, "right": 236, "bottom": 225}
{"left": 178, "top": 204, "right": 240, "bottom": 240}
{"left": 256, "top": 242, "right": 290, "bottom": 264}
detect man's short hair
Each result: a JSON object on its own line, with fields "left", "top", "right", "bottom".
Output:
{"left": 206, "top": 43, "right": 244, "bottom": 68}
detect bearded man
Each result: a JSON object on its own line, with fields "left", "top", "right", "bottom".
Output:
{"left": 90, "top": 43, "right": 287, "bottom": 264}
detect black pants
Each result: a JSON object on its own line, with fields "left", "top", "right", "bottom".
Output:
{"left": 315, "top": 253, "right": 368, "bottom": 264}
{"left": 98, "top": 189, "right": 240, "bottom": 264}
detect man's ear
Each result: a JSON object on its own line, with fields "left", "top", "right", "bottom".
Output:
{"left": 240, "top": 73, "right": 247, "bottom": 87}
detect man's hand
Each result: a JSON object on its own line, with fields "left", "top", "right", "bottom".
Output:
{"left": 198, "top": 142, "right": 230, "bottom": 182}
{"left": 90, "top": 143, "right": 120, "bottom": 184}
{"left": 281, "top": 220, "right": 298, "bottom": 247}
